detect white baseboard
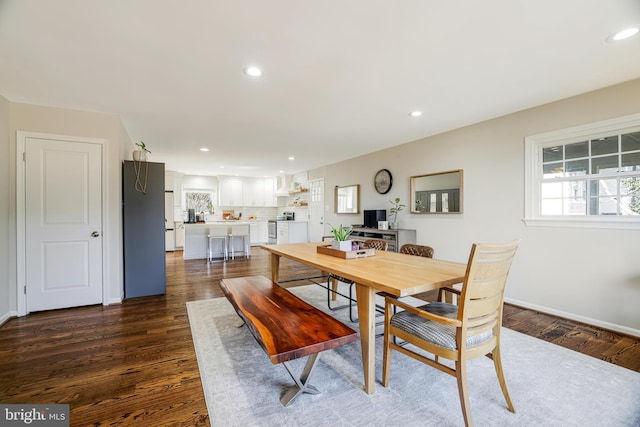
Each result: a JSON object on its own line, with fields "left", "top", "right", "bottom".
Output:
{"left": 505, "top": 297, "right": 640, "bottom": 338}
{"left": 0, "top": 310, "right": 17, "bottom": 327}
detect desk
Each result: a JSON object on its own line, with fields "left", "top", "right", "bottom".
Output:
{"left": 261, "top": 242, "right": 466, "bottom": 394}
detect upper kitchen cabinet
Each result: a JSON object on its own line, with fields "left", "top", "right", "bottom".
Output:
{"left": 263, "top": 177, "right": 276, "bottom": 207}
{"left": 218, "top": 176, "right": 243, "bottom": 206}
{"left": 243, "top": 177, "right": 265, "bottom": 206}
{"left": 219, "top": 176, "right": 276, "bottom": 207}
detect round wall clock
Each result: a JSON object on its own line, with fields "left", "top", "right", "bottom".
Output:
{"left": 374, "top": 169, "right": 393, "bottom": 194}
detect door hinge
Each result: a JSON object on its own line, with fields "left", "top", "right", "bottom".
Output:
{"left": 24, "top": 285, "right": 27, "bottom": 294}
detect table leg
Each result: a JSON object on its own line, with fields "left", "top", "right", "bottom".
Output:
{"left": 269, "top": 253, "right": 281, "bottom": 283}
{"left": 331, "top": 276, "right": 338, "bottom": 300}
{"left": 355, "top": 283, "right": 376, "bottom": 394}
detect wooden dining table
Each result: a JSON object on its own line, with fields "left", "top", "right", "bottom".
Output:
{"left": 261, "top": 242, "right": 467, "bottom": 394}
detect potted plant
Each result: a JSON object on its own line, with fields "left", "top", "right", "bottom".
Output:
{"left": 133, "top": 141, "right": 151, "bottom": 161}
{"left": 389, "top": 197, "right": 406, "bottom": 229}
{"left": 329, "top": 224, "right": 353, "bottom": 251}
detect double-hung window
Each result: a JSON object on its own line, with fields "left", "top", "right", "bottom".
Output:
{"left": 525, "top": 114, "right": 640, "bottom": 229}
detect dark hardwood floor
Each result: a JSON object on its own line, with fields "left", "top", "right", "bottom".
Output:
{"left": 1, "top": 248, "right": 638, "bottom": 426}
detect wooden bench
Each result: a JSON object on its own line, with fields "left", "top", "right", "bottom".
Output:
{"left": 219, "top": 275, "right": 359, "bottom": 406}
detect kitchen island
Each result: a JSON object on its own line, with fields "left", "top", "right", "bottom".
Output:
{"left": 184, "top": 222, "right": 258, "bottom": 260}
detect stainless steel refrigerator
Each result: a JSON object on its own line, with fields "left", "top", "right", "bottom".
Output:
{"left": 122, "top": 160, "right": 166, "bottom": 298}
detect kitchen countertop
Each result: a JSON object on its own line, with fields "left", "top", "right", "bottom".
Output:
{"left": 185, "top": 221, "right": 262, "bottom": 225}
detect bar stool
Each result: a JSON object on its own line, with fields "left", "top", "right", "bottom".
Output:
{"left": 207, "top": 226, "right": 228, "bottom": 262}
{"left": 228, "top": 225, "right": 250, "bottom": 259}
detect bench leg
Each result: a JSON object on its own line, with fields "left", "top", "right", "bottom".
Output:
{"left": 280, "top": 353, "right": 321, "bottom": 406}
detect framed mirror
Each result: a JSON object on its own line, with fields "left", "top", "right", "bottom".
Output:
{"left": 334, "top": 184, "right": 360, "bottom": 214}
{"left": 411, "top": 170, "right": 463, "bottom": 214}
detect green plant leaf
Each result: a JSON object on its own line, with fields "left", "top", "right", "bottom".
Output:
{"left": 328, "top": 224, "right": 353, "bottom": 241}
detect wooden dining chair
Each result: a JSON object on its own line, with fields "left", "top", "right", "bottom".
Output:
{"left": 400, "top": 243, "right": 458, "bottom": 303}
{"left": 382, "top": 240, "right": 520, "bottom": 427}
{"left": 399, "top": 243, "right": 434, "bottom": 258}
{"left": 327, "top": 239, "right": 388, "bottom": 322}
{"left": 365, "top": 239, "right": 388, "bottom": 250}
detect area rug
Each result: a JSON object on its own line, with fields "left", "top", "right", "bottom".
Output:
{"left": 187, "top": 284, "right": 640, "bottom": 426}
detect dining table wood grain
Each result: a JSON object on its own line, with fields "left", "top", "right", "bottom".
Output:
{"left": 261, "top": 242, "right": 467, "bottom": 394}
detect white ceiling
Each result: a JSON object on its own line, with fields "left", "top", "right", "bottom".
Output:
{"left": 1, "top": 1, "right": 639, "bottom": 177}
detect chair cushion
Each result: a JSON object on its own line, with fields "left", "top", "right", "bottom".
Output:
{"left": 390, "top": 302, "right": 492, "bottom": 350}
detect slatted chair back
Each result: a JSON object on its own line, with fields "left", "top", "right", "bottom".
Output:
{"left": 456, "top": 240, "right": 519, "bottom": 354}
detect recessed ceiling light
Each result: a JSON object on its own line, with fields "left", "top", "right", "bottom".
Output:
{"left": 243, "top": 66, "right": 263, "bottom": 77}
{"left": 409, "top": 111, "right": 423, "bottom": 117}
{"left": 200, "top": 147, "right": 210, "bottom": 152}
{"left": 606, "top": 27, "right": 639, "bottom": 42}
{"left": 288, "top": 156, "right": 295, "bottom": 161}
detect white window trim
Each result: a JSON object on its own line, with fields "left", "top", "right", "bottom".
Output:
{"left": 524, "top": 113, "right": 640, "bottom": 230}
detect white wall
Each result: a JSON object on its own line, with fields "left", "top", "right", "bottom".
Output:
{"left": 0, "top": 95, "right": 10, "bottom": 325}
{"left": 2, "top": 81, "right": 638, "bottom": 335}
{"left": 313, "top": 78, "right": 640, "bottom": 336}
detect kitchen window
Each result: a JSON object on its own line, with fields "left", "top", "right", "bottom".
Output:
{"left": 184, "top": 189, "right": 216, "bottom": 213}
{"left": 524, "top": 113, "right": 640, "bottom": 229}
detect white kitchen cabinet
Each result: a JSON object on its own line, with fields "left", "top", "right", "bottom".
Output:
{"left": 243, "top": 177, "right": 264, "bottom": 206}
{"left": 243, "top": 177, "right": 277, "bottom": 207}
{"left": 249, "top": 222, "right": 258, "bottom": 244}
{"left": 218, "top": 176, "right": 243, "bottom": 206}
{"left": 276, "top": 222, "right": 288, "bottom": 244}
{"left": 258, "top": 221, "right": 269, "bottom": 243}
{"left": 276, "top": 221, "right": 308, "bottom": 244}
{"left": 219, "top": 176, "right": 277, "bottom": 207}
{"left": 264, "top": 177, "right": 276, "bottom": 207}
{"left": 249, "top": 222, "right": 270, "bottom": 245}
{"left": 250, "top": 221, "right": 268, "bottom": 245}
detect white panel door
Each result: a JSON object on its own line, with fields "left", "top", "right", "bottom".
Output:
{"left": 25, "top": 137, "right": 103, "bottom": 312}
{"left": 308, "top": 178, "right": 324, "bottom": 242}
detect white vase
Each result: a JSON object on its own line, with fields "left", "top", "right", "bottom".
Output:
{"left": 132, "top": 150, "right": 147, "bottom": 161}
{"left": 390, "top": 222, "right": 398, "bottom": 230}
{"left": 332, "top": 240, "right": 352, "bottom": 251}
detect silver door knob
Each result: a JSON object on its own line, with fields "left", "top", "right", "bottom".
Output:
{"left": 91, "top": 231, "right": 100, "bottom": 237}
